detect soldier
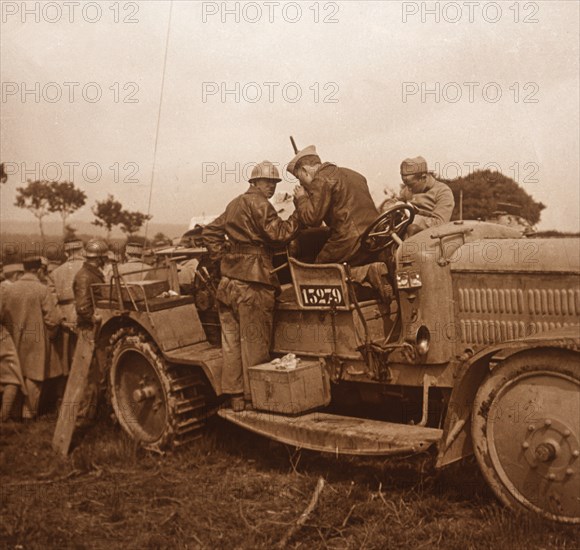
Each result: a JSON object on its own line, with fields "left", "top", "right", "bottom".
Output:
{"left": 0, "top": 264, "right": 25, "bottom": 421}
{"left": 48, "top": 239, "right": 85, "bottom": 382}
{"left": 397, "top": 156, "right": 455, "bottom": 236}
{"left": 203, "top": 161, "right": 301, "bottom": 411}
{"left": 72, "top": 238, "right": 108, "bottom": 425}
{"left": 117, "top": 241, "right": 149, "bottom": 282}
{"left": 288, "top": 145, "right": 379, "bottom": 265}
{"left": 1, "top": 256, "right": 63, "bottom": 418}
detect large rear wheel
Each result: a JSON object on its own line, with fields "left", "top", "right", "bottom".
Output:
{"left": 109, "top": 328, "right": 208, "bottom": 452}
{"left": 472, "top": 350, "right": 580, "bottom": 523}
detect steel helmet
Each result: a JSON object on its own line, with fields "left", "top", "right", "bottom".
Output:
{"left": 85, "top": 238, "right": 109, "bottom": 258}
{"left": 249, "top": 161, "right": 281, "bottom": 183}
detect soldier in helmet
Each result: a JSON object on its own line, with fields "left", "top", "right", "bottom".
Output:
{"left": 72, "top": 238, "right": 108, "bottom": 424}
{"left": 288, "top": 145, "right": 379, "bottom": 265}
{"left": 203, "top": 160, "right": 301, "bottom": 411}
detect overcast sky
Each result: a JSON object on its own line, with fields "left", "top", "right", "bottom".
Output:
{"left": 1, "top": 0, "right": 579, "bottom": 232}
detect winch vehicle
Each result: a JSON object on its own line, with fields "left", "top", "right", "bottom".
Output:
{"left": 91, "top": 204, "right": 580, "bottom": 524}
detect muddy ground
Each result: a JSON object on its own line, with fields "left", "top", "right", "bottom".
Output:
{"left": 1, "top": 415, "right": 578, "bottom": 550}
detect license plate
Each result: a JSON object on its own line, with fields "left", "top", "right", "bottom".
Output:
{"left": 299, "top": 285, "right": 345, "bottom": 307}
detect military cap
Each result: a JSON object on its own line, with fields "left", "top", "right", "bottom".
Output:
{"left": 23, "top": 256, "right": 42, "bottom": 270}
{"left": 287, "top": 145, "right": 321, "bottom": 177}
{"left": 63, "top": 238, "right": 84, "bottom": 253}
{"left": 2, "top": 263, "right": 24, "bottom": 276}
{"left": 400, "top": 156, "right": 429, "bottom": 176}
{"left": 125, "top": 241, "right": 144, "bottom": 257}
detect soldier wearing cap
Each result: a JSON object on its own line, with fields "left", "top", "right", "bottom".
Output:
{"left": 0, "top": 256, "right": 64, "bottom": 418}
{"left": 48, "top": 239, "right": 85, "bottom": 379}
{"left": 0, "top": 264, "right": 25, "bottom": 421}
{"left": 117, "top": 240, "right": 150, "bottom": 282}
{"left": 203, "top": 160, "right": 301, "bottom": 411}
{"left": 398, "top": 156, "right": 455, "bottom": 236}
{"left": 288, "top": 145, "right": 379, "bottom": 265}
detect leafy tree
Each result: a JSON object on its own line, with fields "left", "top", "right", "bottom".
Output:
{"left": 48, "top": 181, "right": 87, "bottom": 238}
{"left": 444, "top": 169, "right": 546, "bottom": 225}
{"left": 119, "top": 210, "right": 152, "bottom": 237}
{"left": 92, "top": 194, "right": 123, "bottom": 240}
{"left": 14, "top": 180, "right": 53, "bottom": 239}
{"left": 153, "top": 232, "right": 171, "bottom": 246}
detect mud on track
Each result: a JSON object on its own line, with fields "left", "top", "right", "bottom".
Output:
{"left": 1, "top": 416, "right": 578, "bottom": 549}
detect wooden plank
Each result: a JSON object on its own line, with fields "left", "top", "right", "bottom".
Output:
{"left": 52, "top": 327, "right": 96, "bottom": 456}
{"left": 218, "top": 409, "right": 442, "bottom": 456}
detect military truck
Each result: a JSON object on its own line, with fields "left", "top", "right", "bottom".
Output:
{"left": 91, "top": 204, "right": 579, "bottom": 524}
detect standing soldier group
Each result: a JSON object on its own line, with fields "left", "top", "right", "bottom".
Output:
{"left": 0, "top": 237, "right": 141, "bottom": 425}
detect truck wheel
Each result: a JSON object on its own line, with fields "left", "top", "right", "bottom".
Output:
{"left": 472, "top": 350, "right": 580, "bottom": 524}
{"left": 109, "top": 327, "right": 207, "bottom": 452}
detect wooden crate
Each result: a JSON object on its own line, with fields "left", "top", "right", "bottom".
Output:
{"left": 248, "top": 359, "right": 330, "bottom": 414}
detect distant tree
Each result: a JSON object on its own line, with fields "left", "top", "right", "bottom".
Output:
{"left": 444, "top": 169, "right": 546, "bottom": 225}
{"left": 14, "top": 180, "right": 53, "bottom": 240}
{"left": 47, "top": 181, "right": 87, "bottom": 238}
{"left": 119, "top": 210, "right": 152, "bottom": 237}
{"left": 92, "top": 194, "right": 123, "bottom": 240}
{"left": 153, "top": 232, "right": 171, "bottom": 246}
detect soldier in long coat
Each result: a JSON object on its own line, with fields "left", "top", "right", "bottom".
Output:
{"left": 48, "top": 239, "right": 85, "bottom": 377}
{"left": 0, "top": 263, "right": 25, "bottom": 421}
{"left": 1, "top": 257, "right": 63, "bottom": 418}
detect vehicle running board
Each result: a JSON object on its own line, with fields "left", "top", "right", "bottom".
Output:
{"left": 218, "top": 409, "right": 443, "bottom": 456}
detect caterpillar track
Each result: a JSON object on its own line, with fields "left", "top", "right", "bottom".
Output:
{"left": 108, "top": 327, "right": 210, "bottom": 453}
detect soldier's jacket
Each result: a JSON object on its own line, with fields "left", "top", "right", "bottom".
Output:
{"left": 73, "top": 262, "right": 105, "bottom": 328}
{"left": 293, "top": 162, "right": 379, "bottom": 264}
{"left": 203, "top": 186, "right": 301, "bottom": 288}
{"left": 399, "top": 174, "right": 455, "bottom": 230}
{"left": 0, "top": 273, "right": 63, "bottom": 381}
{"left": 49, "top": 257, "right": 84, "bottom": 325}
{"left": 0, "top": 281, "right": 25, "bottom": 389}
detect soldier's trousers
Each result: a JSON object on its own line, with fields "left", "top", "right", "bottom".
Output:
{"left": 216, "top": 276, "right": 275, "bottom": 400}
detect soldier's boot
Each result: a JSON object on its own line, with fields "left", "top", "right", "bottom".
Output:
{"left": 230, "top": 393, "right": 245, "bottom": 412}
{"left": 1, "top": 385, "right": 19, "bottom": 422}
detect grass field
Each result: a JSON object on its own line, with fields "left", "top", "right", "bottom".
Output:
{"left": 1, "top": 415, "right": 578, "bottom": 550}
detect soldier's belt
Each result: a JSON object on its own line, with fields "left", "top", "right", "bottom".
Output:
{"left": 228, "top": 243, "right": 270, "bottom": 256}
{"left": 58, "top": 298, "right": 75, "bottom": 306}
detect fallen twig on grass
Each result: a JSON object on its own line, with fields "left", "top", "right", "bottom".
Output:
{"left": 341, "top": 504, "right": 357, "bottom": 528}
{"left": 160, "top": 510, "right": 178, "bottom": 527}
{"left": 278, "top": 476, "right": 325, "bottom": 548}
{"left": 4, "top": 470, "right": 82, "bottom": 487}
{"left": 239, "top": 501, "right": 260, "bottom": 533}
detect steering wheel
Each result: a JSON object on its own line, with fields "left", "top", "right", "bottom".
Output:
{"left": 360, "top": 203, "right": 415, "bottom": 253}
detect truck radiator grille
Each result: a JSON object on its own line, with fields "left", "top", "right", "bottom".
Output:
{"left": 456, "top": 287, "right": 579, "bottom": 345}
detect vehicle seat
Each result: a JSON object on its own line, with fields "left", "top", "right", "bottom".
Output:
{"left": 286, "top": 258, "right": 393, "bottom": 309}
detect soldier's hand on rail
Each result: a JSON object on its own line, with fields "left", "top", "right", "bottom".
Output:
{"left": 406, "top": 224, "right": 422, "bottom": 238}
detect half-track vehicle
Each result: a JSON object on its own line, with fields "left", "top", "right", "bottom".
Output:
{"left": 91, "top": 204, "right": 579, "bottom": 524}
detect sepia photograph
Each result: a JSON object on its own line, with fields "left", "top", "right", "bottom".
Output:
{"left": 1, "top": 1, "right": 579, "bottom": 548}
